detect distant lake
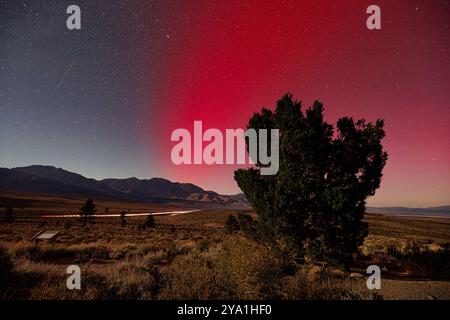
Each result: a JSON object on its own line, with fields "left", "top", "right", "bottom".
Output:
{"left": 367, "top": 206, "right": 450, "bottom": 218}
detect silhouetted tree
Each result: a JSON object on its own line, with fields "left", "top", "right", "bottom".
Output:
{"left": 237, "top": 212, "right": 254, "bottom": 233}
{"left": 0, "top": 247, "right": 13, "bottom": 291}
{"left": 143, "top": 214, "right": 155, "bottom": 229}
{"left": 234, "top": 94, "right": 388, "bottom": 267}
{"left": 225, "top": 214, "right": 239, "bottom": 233}
{"left": 79, "top": 198, "right": 96, "bottom": 225}
{"left": 3, "top": 207, "right": 15, "bottom": 224}
{"left": 120, "top": 210, "right": 127, "bottom": 226}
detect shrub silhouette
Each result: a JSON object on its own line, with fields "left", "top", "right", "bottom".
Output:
{"left": 120, "top": 211, "right": 127, "bottom": 226}
{"left": 3, "top": 207, "right": 15, "bottom": 224}
{"left": 234, "top": 94, "right": 387, "bottom": 267}
{"left": 225, "top": 214, "right": 239, "bottom": 233}
{"left": 237, "top": 212, "right": 254, "bottom": 233}
{"left": 143, "top": 214, "right": 155, "bottom": 229}
{"left": 79, "top": 198, "right": 96, "bottom": 225}
{"left": 0, "top": 247, "right": 13, "bottom": 291}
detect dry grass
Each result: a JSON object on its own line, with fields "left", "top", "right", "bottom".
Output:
{"left": 0, "top": 191, "right": 183, "bottom": 217}
{"left": 0, "top": 206, "right": 449, "bottom": 300}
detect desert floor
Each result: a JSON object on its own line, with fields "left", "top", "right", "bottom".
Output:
{"left": 0, "top": 192, "right": 449, "bottom": 300}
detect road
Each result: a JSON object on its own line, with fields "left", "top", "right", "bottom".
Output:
{"left": 41, "top": 209, "right": 200, "bottom": 218}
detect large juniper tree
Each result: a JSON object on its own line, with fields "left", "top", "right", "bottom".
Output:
{"left": 234, "top": 94, "right": 387, "bottom": 267}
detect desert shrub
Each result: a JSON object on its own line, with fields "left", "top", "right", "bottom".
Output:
{"left": 162, "top": 236, "right": 284, "bottom": 299}
{"left": 214, "top": 237, "right": 283, "bottom": 299}
{"left": 136, "top": 244, "right": 157, "bottom": 256}
{"left": 17, "top": 264, "right": 105, "bottom": 299}
{"left": 3, "top": 207, "right": 15, "bottom": 223}
{"left": 140, "top": 242, "right": 188, "bottom": 266}
{"left": 79, "top": 198, "right": 96, "bottom": 225}
{"left": 103, "top": 261, "right": 162, "bottom": 299}
{"left": 404, "top": 240, "right": 421, "bottom": 256}
{"left": 110, "top": 244, "right": 138, "bottom": 260}
{"left": 161, "top": 237, "right": 298, "bottom": 300}
{"left": 237, "top": 212, "right": 255, "bottom": 233}
{"left": 38, "top": 220, "right": 48, "bottom": 228}
{"left": 0, "top": 247, "right": 13, "bottom": 291}
{"left": 163, "top": 241, "right": 185, "bottom": 262}
{"left": 7, "top": 242, "right": 110, "bottom": 262}
{"left": 387, "top": 244, "right": 402, "bottom": 258}
{"left": 225, "top": 214, "right": 239, "bottom": 233}
{"left": 401, "top": 246, "right": 450, "bottom": 279}
{"left": 73, "top": 243, "right": 110, "bottom": 260}
{"left": 13, "top": 263, "right": 70, "bottom": 299}
{"left": 7, "top": 241, "right": 36, "bottom": 259}
{"left": 196, "top": 239, "right": 211, "bottom": 252}
{"left": 13, "top": 265, "right": 104, "bottom": 299}
{"left": 120, "top": 211, "right": 127, "bottom": 227}
{"left": 8, "top": 259, "right": 163, "bottom": 300}
{"left": 362, "top": 239, "right": 450, "bottom": 279}
{"left": 160, "top": 252, "right": 220, "bottom": 299}
{"left": 281, "top": 267, "right": 381, "bottom": 300}
{"left": 64, "top": 220, "right": 73, "bottom": 229}
{"left": 371, "top": 252, "right": 396, "bottom": 267}
{"left": 143, "top": 250, "right": 166, "bottom": 265}
{"left": 143, "top": 215, "right": 155, "bottom": 229}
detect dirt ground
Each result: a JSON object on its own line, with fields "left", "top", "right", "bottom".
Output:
{"left": 1, "top": 192, "right": 449, "bottom": 300}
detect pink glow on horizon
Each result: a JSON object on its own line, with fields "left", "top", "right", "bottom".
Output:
{"left": 144, "top": 1, "right": 450, "bottom": 207}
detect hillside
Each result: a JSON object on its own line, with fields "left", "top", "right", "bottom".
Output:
{"left": 0, "top": 165, "right": 249, "bottom": 208}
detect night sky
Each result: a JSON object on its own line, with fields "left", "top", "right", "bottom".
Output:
{"left": 0, "top": 0, "right": 449, "bottom": 207}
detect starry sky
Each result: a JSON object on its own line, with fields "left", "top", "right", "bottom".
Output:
{"left": 0, "top": 0, "right": 449, "bottom": 207}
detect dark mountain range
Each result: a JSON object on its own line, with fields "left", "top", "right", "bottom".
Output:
{"left": 101, "top": 177, "right": 216, "bottom": 198}
{"left": 0, "top": 165, "right": 249, "bottom": 208}
{"left": 11, "top": 165, "right": 116, "bottom": 195}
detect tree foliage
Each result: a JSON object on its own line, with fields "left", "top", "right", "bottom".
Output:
{"left": 79, "top": 198, "right": 96, "bottom": 225}
{"left": 0, "top": 247, "right": 13, "bottom": 291}
{"left": 225, "top": 214, "right": 239, "bottom": 233}
{"left": 3, "top": 207, "right": 15, "bottom": 224}
{"left": 120, "top": 210, "right": 127, "bottom": 226}
{"left": 143, "top": 214, "right": 155, "bottom": 229}
{"left": 234, "top": 94, "right": 388, "bottom": 266}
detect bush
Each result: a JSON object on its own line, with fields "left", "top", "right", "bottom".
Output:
{"left": 387, "top": 244, "right": 402, "bottom": 258}
{"left": 196, "top": 239, "right": 211, "bottom": 252}
{"left": 80, "top": 198, "right": 96, "bottom": 225}
{"left": 3, "top": 207, "right": 15, "bottom": 223}
{"left": 160, "top": 252, "right": 219, "bottom": 299}
{"left": 281, "top": 266, "right": 380, "bottom": 300}
{"left": 214, "top": 237, "right": 283, "bottom": 299}
{"left": 237, "top": 212, "right": 254, "bottom": 233}
{"left": 404, "top": 240, "right": 421, "bottom": 256}
{"left": 161, "top": 237, "right": 284, "bottom": 299}
{"left": 0, "top": 247, "right": 13, "bottom": 290}
{"left": 143, "top": 215, "right": 155, "bottom": 229}
{"left": 7, "top": 242, "right": 111, "bottom": 262}
{"left": 104, "top": 262, "right": 162, "bottom": 299}
{"left": 364, "top": 240, "right": 450, "bottom": 280}
{"left": 120, "top": 211, "right": 127, "bottom": 227}
{"left": 225, "top": 214, "right": 239, "bottom": 233}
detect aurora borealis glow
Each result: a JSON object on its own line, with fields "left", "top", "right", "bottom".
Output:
{"left": 1, "top": 0, "right": 449, "bottom": 206}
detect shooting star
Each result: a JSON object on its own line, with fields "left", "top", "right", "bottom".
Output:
{"left": 57, "top": 58, "right": 76, "bottom": 88}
